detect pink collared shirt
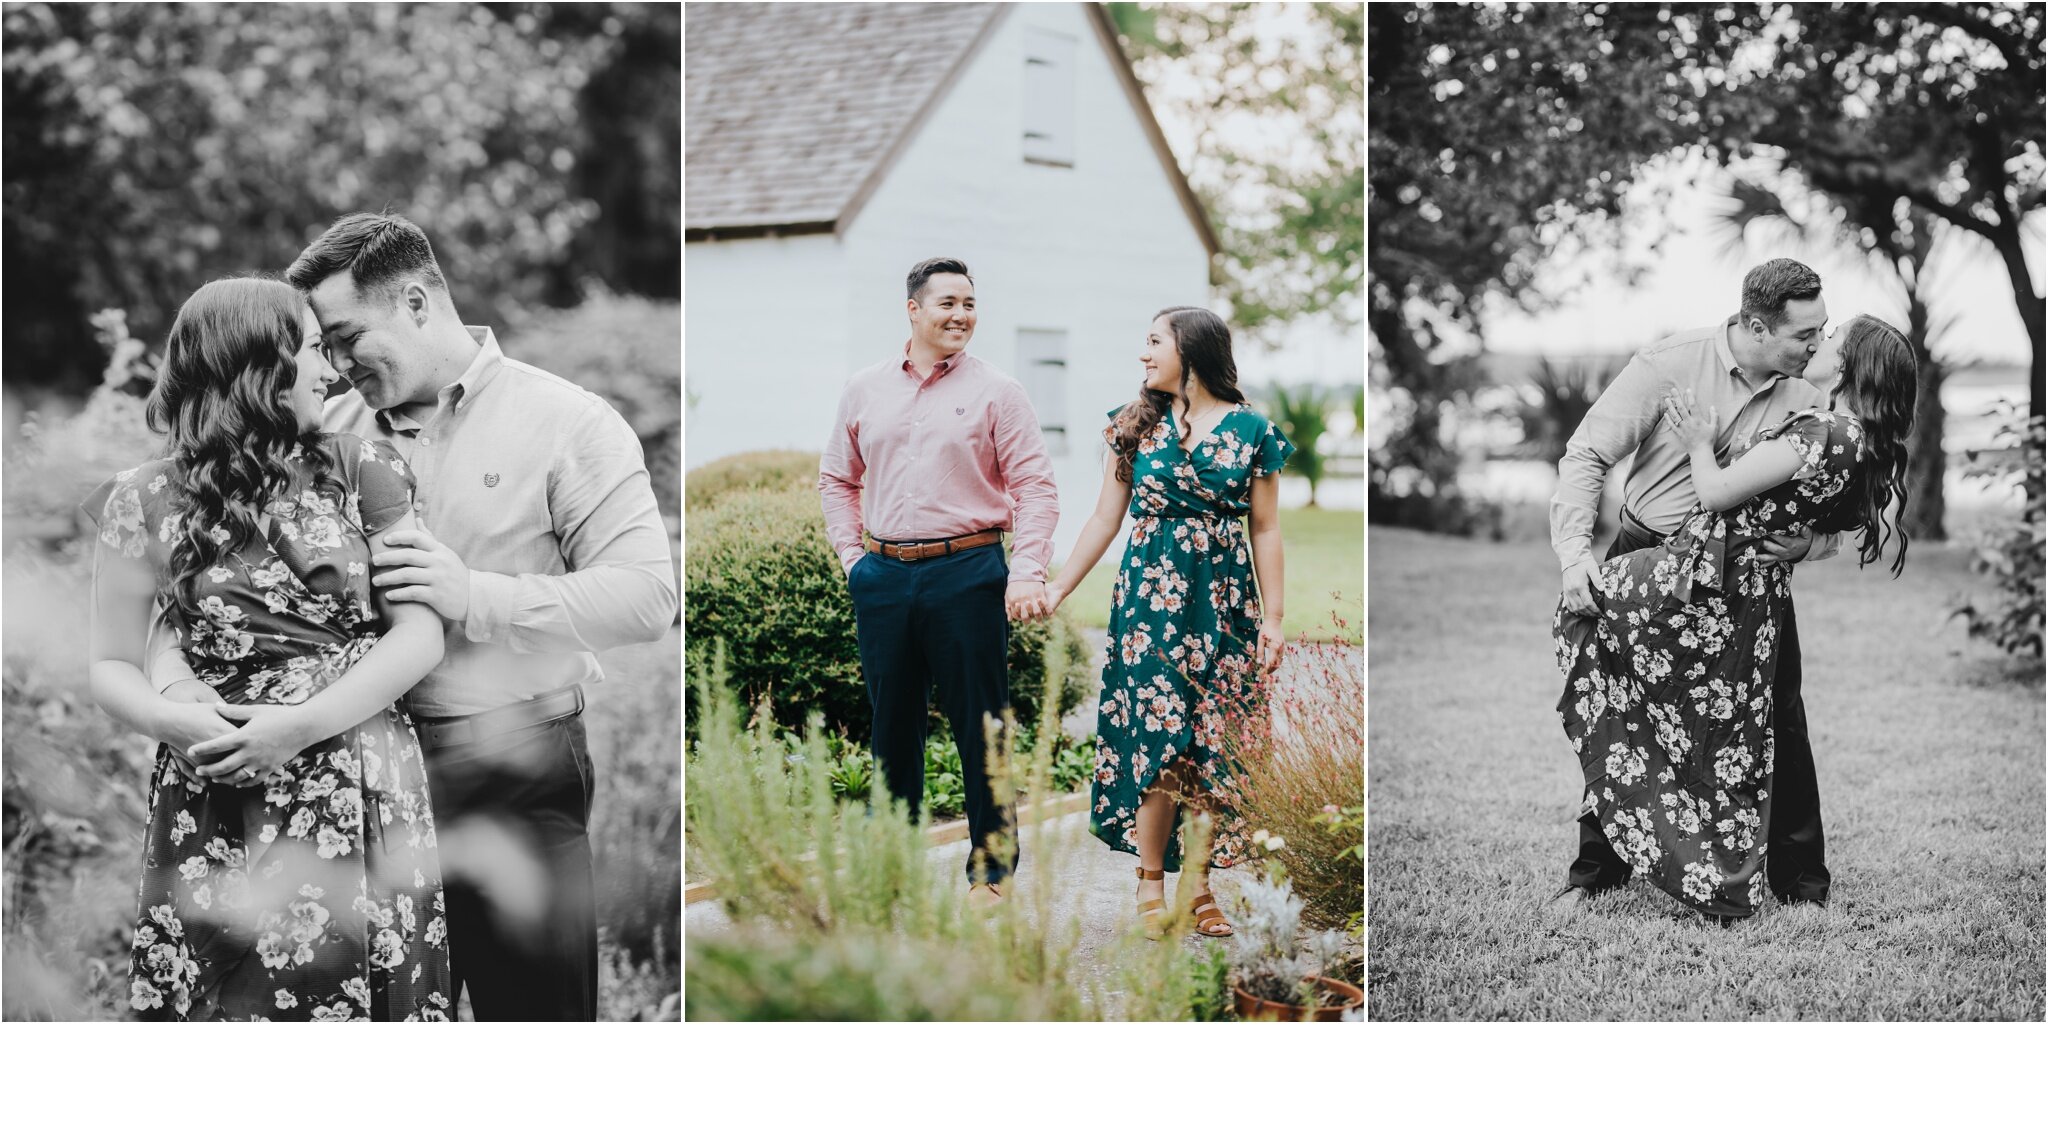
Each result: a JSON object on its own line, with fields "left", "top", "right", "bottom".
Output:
{"left": 819, "top": 345, "right": 1059, "bottom": 583}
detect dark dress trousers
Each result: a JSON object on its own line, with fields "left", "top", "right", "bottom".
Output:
{"left": 847, "top": 541, "right": 1018, "bottom": 885}
{"left": 422, "top": 712, "right": 599, "bottom": 1020}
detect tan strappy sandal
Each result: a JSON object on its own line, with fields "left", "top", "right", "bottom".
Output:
{"left": 1187, "top": 888, "right": 1232, "bottom": 938}
{"left": 1135, "top": 867, "right": 1168, "bottom": 939}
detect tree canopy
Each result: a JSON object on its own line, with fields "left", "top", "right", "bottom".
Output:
{"left": 1370, "top": 2, "right": 2044, "bottom": 409}
{"left": 2, "top": 2, "right": 679, "bottom": 401}
{"left": 1113, "top": 2, "right": 1363, "bottom": 342}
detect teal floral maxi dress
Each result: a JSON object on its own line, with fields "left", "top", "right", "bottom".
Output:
{"left": 1090, "top": 403, "right": 1293, "bottom": 871}
{"left": 88, "top": 433, "right": 452, "bottom": 1021}
{"left": 1553, "top": 409, "right": 1865, "bottom": 918}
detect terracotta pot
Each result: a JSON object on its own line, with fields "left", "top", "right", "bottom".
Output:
{"left": 1232, "top": 975, "right": 1363, "bottom": 1021}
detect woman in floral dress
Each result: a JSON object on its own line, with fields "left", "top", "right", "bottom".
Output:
{"left": 87, "top": 277, "right": 451, "bottom": 1020}
{"left": 1554, "top": 314, "right": 1918, "bottom": 919}
{"left": 1042, "top": 306, "right": 1292, "bottom": 938}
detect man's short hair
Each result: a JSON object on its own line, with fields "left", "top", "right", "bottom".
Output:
{"left": 285, "top": 212, "right": 448, "bottom": 301}
{"left": 906, "top": 257, "right": 973, "bottom": 301}
{"left": 1740, "top": 258, "right": 1822, "bottom": 331}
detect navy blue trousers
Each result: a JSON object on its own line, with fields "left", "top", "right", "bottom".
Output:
{"left": 1568, "top": 517, "right": 1831, "bottom": 903}
{"left": 847, "top": 542, "right": 1017, "bottom": 884}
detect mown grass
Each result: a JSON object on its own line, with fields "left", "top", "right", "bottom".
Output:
{"left": 1058, "top": 507, "right": 1363, "bottom": 643}
{"left": 1367, "top": 525, "right": 2044, "bottom": 1021}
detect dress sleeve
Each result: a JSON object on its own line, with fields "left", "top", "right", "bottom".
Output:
{"left": 1777, "top": 411, "right": 1854, "bottom": 484}
{"left": 343, "top": 437, "right": 417, "bottom": 536}
{"left": 1251, "top": 416, "right": 1297, "bottom": 478}
{"left": 80, "top": 467, "right": 155, "bottom": 561}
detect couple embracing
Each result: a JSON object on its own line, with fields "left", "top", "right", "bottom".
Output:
{"left": 819, "top": 257, "right": 1294, "bottom": 939}
{"left": 89, "top": 213, "right": 677, "bottom": 1020}
{"left": 1549, "top": 258, "right": 1919, "bottom": 922}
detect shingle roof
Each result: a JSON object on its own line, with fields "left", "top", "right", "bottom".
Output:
{"left": 684, "top": 2, "right": 1004, "bottom": 234}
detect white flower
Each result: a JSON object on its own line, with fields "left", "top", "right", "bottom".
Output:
{"left": 274, "top": 989, "right": 298, "bottom": 1010}
{"left": 1262, "top": 834, "right": 1287, "bottom": 853}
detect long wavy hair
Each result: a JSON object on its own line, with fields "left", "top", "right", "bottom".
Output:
{"left": 1817, "top": 313, "right": 1918, "bottom": 577}
{"left": 1109, "top": 306, "right": 1248, "bottom": 484}
{"left": 147, "top": 277, "right": 336, "bottom": 614}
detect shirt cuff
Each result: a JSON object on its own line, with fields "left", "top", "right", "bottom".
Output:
{"left": 1008, "top": 565, "right": 1046, "bottom": 584}
{"left": 464, "top": 570, "right": 518, "bottom": 644}
{"left": 840, "top": 546, "right": 866, "bottom": 574}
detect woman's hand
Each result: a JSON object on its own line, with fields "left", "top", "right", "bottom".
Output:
{"left": 191, "top": 703, "right": 317, "bottom": 786}
{"left": 1663, "top": 386, "right": 1718, "bottom": 453}
{"left": 156, "top": 700, "right": 240, "bottom": 785}
{"left": 1040, "top": 582, "right": 1068, "bottom": 619}
{"left": 1256, "top": 619, "right": 1285, "bottom": 675}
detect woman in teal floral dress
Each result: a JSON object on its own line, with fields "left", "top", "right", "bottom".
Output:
{"left": 88, "top": 277, "right": 451, "bottom": 1020}
{"left": 1043, "top": 307, "right": 1292, "bottom": 938}
{"left": 1553, "top": 314, "right": 1918, "bottom": 919}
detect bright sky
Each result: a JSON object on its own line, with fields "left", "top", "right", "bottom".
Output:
{"left": 1477, "top": 151, "right": 2044, "bottom": 368}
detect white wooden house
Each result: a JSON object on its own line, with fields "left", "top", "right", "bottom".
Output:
{"left": 684, "top": 1, "right": 1219, "bottom": 559}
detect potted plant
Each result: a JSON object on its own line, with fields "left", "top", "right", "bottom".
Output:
{"left": 1226, "top": 866, "right": 1363, "bottom": 1021}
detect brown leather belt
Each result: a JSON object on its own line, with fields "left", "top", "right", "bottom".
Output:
{"left": 864, "top": 529, "right": 1003, "bottom": 563}
{"left": 414, "top": 687, "right": 584, "bottom": 753}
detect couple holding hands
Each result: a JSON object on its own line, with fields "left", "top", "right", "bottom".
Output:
{"left": 820, "top": 257, "right": 1293, "bottom": 937}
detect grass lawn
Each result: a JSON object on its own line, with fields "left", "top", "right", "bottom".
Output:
{"left": 1054, "top": 507, "right": 1362, "bottom": 644}
{"left": 1367, "top": 525, "right": 2044, "bottom": 1021}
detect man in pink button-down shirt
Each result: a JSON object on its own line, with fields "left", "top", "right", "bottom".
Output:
{"left": 819, "top": 257, "right": 1060, "bottom": 902}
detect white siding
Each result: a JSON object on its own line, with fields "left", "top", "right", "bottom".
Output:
{"left": 681, "top": 233, "right": 848, "bottom": 469}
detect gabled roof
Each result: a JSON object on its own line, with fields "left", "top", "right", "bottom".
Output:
{"left": 684, "top": 2, "right": 1218, "bottom": 256}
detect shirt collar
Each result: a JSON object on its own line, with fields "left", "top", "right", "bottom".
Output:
{"left": 378, "top": 326, "right": 502, "bottom": 433}
{"left": 901, "top": 341, "right": 966, "bottom": 382}
{"left": 1719, "top": 314, "right": 1780, "bottom": 392}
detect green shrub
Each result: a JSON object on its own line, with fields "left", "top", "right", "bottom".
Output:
{"left": 502, "top": 292, "right": 682, "bottom": 530}
{"left": 683, "top": 449, "right": 822, "bottom": 512}
{"left": 1955, "top": 407, "right": 2045, "bottom": 661}
{"left": 682, "top": 483, "right": 1092, "bottom": 744}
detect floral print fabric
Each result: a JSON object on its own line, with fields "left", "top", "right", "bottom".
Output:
{"left": 88, "top": 433, "right": 452, "bottom": 1021}
{"left": 1089, "top": 404, "right": 1293, "bottom": 871}
{"left": 1553, "top": 409, "right": 1864, "bottom": 917}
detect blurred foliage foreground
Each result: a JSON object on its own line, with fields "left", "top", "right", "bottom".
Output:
{"left": 2, "top": 293, "right": 681, "bottom": 1020}
{"left": 684, "top": 650, "right": 1362, "bottom": 1022}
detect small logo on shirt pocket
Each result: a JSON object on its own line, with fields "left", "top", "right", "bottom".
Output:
{"left": 483, "top": 473, "right": 501, "bottom": 488}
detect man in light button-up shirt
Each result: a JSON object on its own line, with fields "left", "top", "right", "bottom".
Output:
{"left": 1547, "top": 258, "right": 1837, "bottom": 911}
{"left": 820, "top": 257, "right": 1060, "bottom": 902}
{"left": 157, "top": 214, "right": 676, "bottom": 1019}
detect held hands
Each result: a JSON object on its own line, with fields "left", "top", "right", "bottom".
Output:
{"left": 191, "top": 703, "right": 317, "bottom": 787}
{"left": 1006, "top": 580, "right": 1059, "bottom": 622}
{"left": 156, "top": 681, "right": 236, "bottom": 785}
{"left": 371, "top": 525, "right": 471, "bottom": 622}
{"left": 1663, "top": 386, "right": 1718, "bottom": 453}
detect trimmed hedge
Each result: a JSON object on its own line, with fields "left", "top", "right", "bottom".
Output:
{"left": 682, "top": 467, "right": 1091, "bottom": 744}
{"left": 683, "top": 449, "right": 823, "bottom": 512}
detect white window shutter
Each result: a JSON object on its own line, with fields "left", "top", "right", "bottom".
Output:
{"left": 1016, "top": 328, "right": 1070, "bottom": 455}
{"left": 1022, "top": 28, "right": 1076, "bottom": 167}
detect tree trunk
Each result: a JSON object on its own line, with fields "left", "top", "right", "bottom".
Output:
{"left": 1903, "top": 356, "right": 1948, "bottom": 542}
{"left": 1899, "top": 285, "right": 1948, "bottom": 541}
{"left": 1991, "top": 228, "right": 2047, "bottom": 421}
